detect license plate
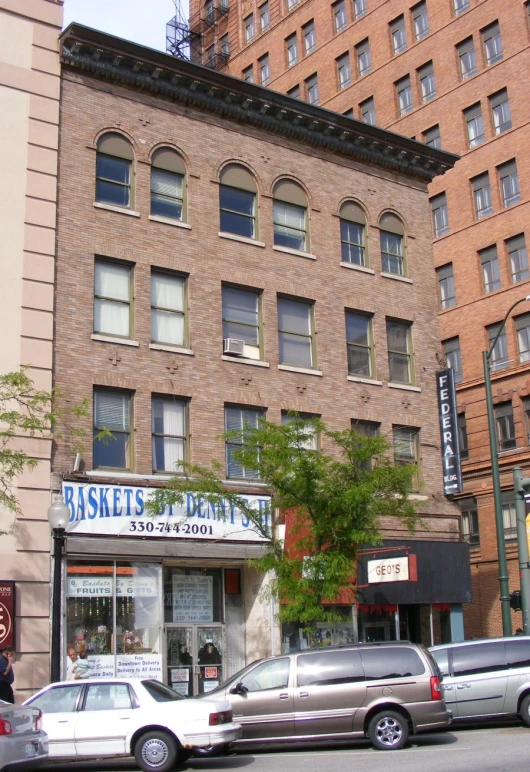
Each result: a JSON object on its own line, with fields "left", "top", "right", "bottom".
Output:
{"left": 25, "top": 741, "right": 38, "bottom": 757}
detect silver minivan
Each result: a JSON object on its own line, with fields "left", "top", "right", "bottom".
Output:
{"left": 430, "top": 636, "right": 530, "bottom": 724}
{"left": 199, "top": 642, "right": 451, "bottom": 751}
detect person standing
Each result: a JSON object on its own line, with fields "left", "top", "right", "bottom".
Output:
{"left": 0, "top": 647, "right": 15, "bottom": 703}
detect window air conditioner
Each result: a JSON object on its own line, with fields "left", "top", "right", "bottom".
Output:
{"left": 223, "top": 338, "right": 245, "bottom": 356}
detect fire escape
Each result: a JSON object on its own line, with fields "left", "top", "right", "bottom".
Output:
{"left": 166, "top": 0, "right": 230, "bottom": 71}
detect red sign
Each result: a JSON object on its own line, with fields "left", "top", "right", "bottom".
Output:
{"left": 204, "top": 667, "right": 218, "bottom": 679}
{"left": 0, "top": 582, "right": 15, "bottom": 649}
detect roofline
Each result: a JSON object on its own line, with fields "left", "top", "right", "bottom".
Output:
{"left": 59, "top": 23, "right": 459, "bottom": 183}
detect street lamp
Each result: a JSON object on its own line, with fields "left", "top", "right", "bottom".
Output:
{"left": 47, "top": 496, "right": 70, "bottom": 682}
{"left": 483, "top": 294, "right": 530, "bottom": 636}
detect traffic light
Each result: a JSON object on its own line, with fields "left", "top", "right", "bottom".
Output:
{"left": 510, "top": 590, "right": 522, "bottom": 611}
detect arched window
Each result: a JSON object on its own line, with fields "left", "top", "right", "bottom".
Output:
{"left": 219, "top": 164, "right": 257, "bottom": 239}
{"left": 95, "top": 133, "right": 134, "bottom": 208}
{"left": 273, "top": 180, "right": 308, "bottom": 253}
{"left": 380, "top": 213, "right": 406, "bottom": 276}
{"left": 340, "top": 202, "right": 366, "bottom": 266}
{"left": 151, "top": 148, "right": 186, "bottom": 222}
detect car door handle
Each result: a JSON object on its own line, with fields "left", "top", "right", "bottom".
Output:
{"left": 58, "top": 720, "right": 69, "bottom": 724}
{"left": 444, "top": 685, "right": 453, "bottom": 691}
{"left": 457, "top": 684, "right": 471, "bottom": 689}
{"left": 299, "top": 692, "right": 310, "bottom": 698}
{"left": 278, "top": 693, "right": 289, "bottom": 700}
{"left": 120, "top": 717, "right": 131, "bottom": 720}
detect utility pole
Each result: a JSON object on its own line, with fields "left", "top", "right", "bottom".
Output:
{"left": 513, "top": 467, "right": 530, "bottom": 635}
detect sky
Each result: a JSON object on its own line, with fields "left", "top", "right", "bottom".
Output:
{"left": 63, "top": 0, "right": 182, "bottom": 52}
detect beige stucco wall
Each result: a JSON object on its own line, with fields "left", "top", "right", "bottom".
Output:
{"left": 0, "top": 0, "right": 62, "bottom": 698}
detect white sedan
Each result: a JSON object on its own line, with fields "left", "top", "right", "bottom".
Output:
{"left": 23, "top": 678, "right": 241, "bottom": 772}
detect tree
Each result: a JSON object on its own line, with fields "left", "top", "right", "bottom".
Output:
{"left": 148, "top": 415, "right": 419, "bottom": 634}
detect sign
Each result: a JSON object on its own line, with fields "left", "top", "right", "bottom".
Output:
{"left": 172, "top": 575, "right": 212, "bottom": 623}
{"left": 67, "top": 575, "right": 158, "bottom": 598}
{"left": 0, "top": 582, "right": 15, "bottom": 648}
{"left": 62, "top": 482, "right": 271, "bottom": 542}
{"left": 436, "top": 369, "right": 462, "bottom": 496}
{"left": 367, "top": 557, "right": 410, "bottom": 584}
{"left": 85, "top": 653, "right": 163, "bottom": 680}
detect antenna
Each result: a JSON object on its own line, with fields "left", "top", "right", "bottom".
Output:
{"left": 166, "top": 0, "right": 230, "bottom": 69}
{"left": 166, "top": 0, "right": 202, "bottom": 62}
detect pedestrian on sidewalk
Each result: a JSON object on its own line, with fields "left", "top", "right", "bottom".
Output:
{"left": 0, "top": 647, "right": 15, "bottom": 704}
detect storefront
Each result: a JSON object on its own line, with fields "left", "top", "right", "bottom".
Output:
{"left": 61, "top": 480, "right": 273, "bottom": 691}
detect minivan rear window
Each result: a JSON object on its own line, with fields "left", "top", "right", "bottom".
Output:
{"left": 505, "top": 639, "right": 530, "bottom": 669}
{"left": 452, "top": 642, "right": 506, "bottom": 677}
{"left": 297, "top": 650, "right": 364, "bottom": 687}
{"left": 359, "top": 647, "right": 425, "bottom": 680}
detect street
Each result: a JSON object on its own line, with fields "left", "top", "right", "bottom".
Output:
{"left": 43, "top": 722, "right": 530, "bottom": 772}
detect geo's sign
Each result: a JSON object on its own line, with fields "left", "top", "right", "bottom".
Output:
{"left": 0, "top": 582, "right": 15, "bottom": 648}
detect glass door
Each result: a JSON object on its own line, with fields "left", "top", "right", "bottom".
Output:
{"left": 165, "top": 625, "right": 224, "bottom": 695}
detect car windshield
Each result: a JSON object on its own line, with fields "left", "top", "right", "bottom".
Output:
{"left": 192, "top": 659, "right": 263, "bottom": 697}
{"left": 142, "top": 680, "right": 185, "bottom": 702}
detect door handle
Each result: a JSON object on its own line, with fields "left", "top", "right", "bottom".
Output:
{"left": 278, "top": 693, "right": 289, "bottom": 700}
{"left": 120, "top": 717, "right": 131, "bottom": 720}
{"left": 299, "top": 692, "right": 310, "bottom": 698}
{"left": 58, "top": 720, "right": 69, "bottom": 724}
{"left": 456, "top": 684, "right": 471, "bottom": 689}
{"left": 444, "top": 685, "right": 453, "bottom": 691}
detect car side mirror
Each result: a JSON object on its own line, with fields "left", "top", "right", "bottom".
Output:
{"left": 229, "top": 681, "right": 248, "bottom": 695}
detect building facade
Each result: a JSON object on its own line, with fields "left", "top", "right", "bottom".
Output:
{"left": 203, "top": 0, "right": 530, "bottom": 637}
{"left": 0, "top": 0, "right": 63, "bottom": 697}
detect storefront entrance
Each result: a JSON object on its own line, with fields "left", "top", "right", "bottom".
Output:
{"left": 165, "top": 625, "right": 224, "bottom": 696}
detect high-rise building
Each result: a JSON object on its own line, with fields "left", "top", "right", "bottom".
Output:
{"left": 191, "top": 0, "right": 530, "bottom": 637}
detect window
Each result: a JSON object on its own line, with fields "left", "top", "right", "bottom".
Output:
{"left": 458, "top": 413, "right": 469, "bottom": 460}
{"left": 458, "top": 497, "right": 478, "bottom": 545}
{"left": 418, "top": 61, "right": 435, "bottom": 102}
{"left": 259, "top": 53, "right": 270, "bottom": 85}
{"left": 286, "top": 34, "right": 298, "bottom": 67}
{"left": 480, "top": 246, "right": 501, "bottom": 293}
{"left": 396, "top": 75, "right": 412, "bottom": 116}
{"left": 464, "top": 103, "right": 485, "bottom": 148}
{"left": 443, "top": 337, "right": 462, "bottom": 383}
{"left": 391, "top": 16, "right": 407, "bottom": 55}
{"left": 28, "top": 684, "right": 82, "bottom": 714}
{"left": 457, "top": 37, "right": 477, "bottom": 80}
{"left": 356, "top": 39, "right": 371, "bottom": 76}
{"left": 205, "top": 0, "right": 215, "bottom": 22}
{"left": 333, "top": 0, "right": 347, "bottom": 33}
{"left": 423, "top": 124, "right": 441, "bottom": 149}
{"left": 454, "top": 0, "right": 469, "bottom": 15}
{"left": 487, "top": 322, "right": 509, "bottom": 371}
{"left": 498, "top": 160, "right": 520, "bottom": 207}
{"left": 281, "top": 412, "right": 318, "bottom": 450}
{"left": 380, "top": 213, "right": 405, "bottom": 276}
{"left": 452, "top": 643, "right": 506, "bottom": 677}
{"left": 502, "top": 490, "right": 517, "bottom": 538}
{"left": 340, "top": 201, "right": 366, "bottom": 265}
{"left": 225, "top": 406, "right": 263, "bottom": 479}
{"left": 430, "top": 193, "right": 449, "bottom": 237}
{"left": 303, "top": 20, "right": 316, "bottom": 53}
{"left": 337, "top": 53, "right": 351, "bottom": 88}
{"left": 220, "top": 34, "right": 230, "bottom": 57}
{"left": 360, "top": 96, "right": 375, "bottom": 125}
{"left": 412, "top": 1, "right": 429, "bottom": 40}
{"left": 343, "top": 108, "right": 354, "bottom": 117}
{"left": 437, "top": 263, "right": 456, "bottom": 309}
{"left": 277, "top": 296, "right": 314, "bottom": 368}
{"left": 204, "top": 45, "right": 215, "bottom": 67}
{"left": 352, "top": 419, "right": 380, "bottom": 437}
{"left": 222, "top": 286, "right": 261, "bottom": 358}
{"left": 516, "top": 313, "right": 530, "bottom": 363}
{"left": 273, "top": 179, "right": 308, "bottom": 251}
{"left": 260, "top": 1, "right": 270, "bottom": 31}
{"left": 387, "top": 319, "right": 413, "bottom": 384}
{"left": 219, "top": 164, "right": 257, "bottom": 239}
{"left": 305, "top": 73, "right": 319, "bottom": 105}
{"left": 93, "top": 390, "right": 132, "bottom": 469}
{"left": 241, "top": 658, "right": 290, "bottom": 691}
{"left": 353, "top": 0, "right": 366, "bottom": 19}
{"left": 242, "top": 64, "right": 254, "bottom": 82}
{"left": 287, "top": 0, "right": 297, "bottom": 10}
{"left": 152, "top": 397, "right": 187, "bottom": 473}
{"left": 482, "top": 21, "right": 503, "bottom": 65}
{"left": 94, "top": 259, "right": 132, "bottom": 338}
{"left": 298, "top": 649, "right": 364, "bottom": 686}
{"left": 244, "top": 13, "right": 255, "bottom": 42}
{"left": 95, "top": 133, "right": 133, "bottom": 208}
{"left": 151, "top": 271, "right": 186, "bottom": 347}
{"left": 150, "top": 148, "right": 185, "bottom": 221}
{"left": 287, "top": 84, "right": 301, "bottom": 99}
{"left": 505, "top": 639, "right": 530, "bottom": 669}
{"left": 393, "top": 426, "right": 420, "bottom": 490}
{"left": 525, "top": 398, "right": 530, "bottom": 445}
{"left": 472, "top": 172, "right": 493, "bottom": 219}
{"left": 490, "top": 89, "right": 512, "bottom": 135}
{"left": 507, "top": 234, "right": 529, "bottom": 283}
{"left": 346, "top": 311, "right": 374, "bottom": 378}
{"left": 361, "top": 646, "right": 424, "bottom": 679}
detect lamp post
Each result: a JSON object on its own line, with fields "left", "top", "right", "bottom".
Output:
{"left": 483, "top": 294, "right": 530, "bottom": 637}
{"left": 47, "top": 496, "right": 70, "bottom": 682}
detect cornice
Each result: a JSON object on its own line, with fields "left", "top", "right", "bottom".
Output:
{"left": 60, "top": 24, "right": 459, "bottom": 183}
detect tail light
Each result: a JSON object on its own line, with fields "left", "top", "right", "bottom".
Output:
{"left": 209, "top": 709, "right": 233, "bottom": 726}
{"left": 0, "top": 718, "right": 13, "bottom": 735}
{"left": 34, "top": 709, "right": 42, "bottom": 732}
{"left": 430, "top": 675, "right": 442, "bottom": 701}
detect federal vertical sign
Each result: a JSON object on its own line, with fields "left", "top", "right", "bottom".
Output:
{"left": 436, "top": 368, "right": 462, "bottom": 495}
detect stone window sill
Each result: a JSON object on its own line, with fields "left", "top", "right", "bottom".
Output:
{"left": 388, "top": 382, "right": 421, "bottom": 392}
{"left": 149, "top": 344, "right": 194, "bottom": 355}
{"left": 222, "top": 355, "right": 270, "bottom": 368}
{"left": 278, "top": 364, "right": 322, "bottom": 376}
{"left": 91, "top": 334, "right": 139, "bottom": 347}
{"left": 219, "top": 232, "right": 265, "bottom": 248}
{"left": 273, "top": 245, "right": 316, "bottom": 260}
{"left": 380, "top": 271, "right": 413, "bottom": 284}
{"left": 150, "top": 215, "right": 191, "bottom": 229}
{"left": 340, "top": 262, "right": 375, "bottom": 275}
{"left": 347, "top": 375, "right": 382, "bottom": 386}
{"left": 93, "top": 202, "right": 140, "bottom": 217}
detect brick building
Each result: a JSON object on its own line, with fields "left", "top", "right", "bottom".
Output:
{"left": 0, "top": 0, "right": 63, "bottom": 697}
{"left": 50, "top": 21, "right": 466, "bottom": 689}
{"left": 196, "top": 0, "right": 530, "bottom": 637}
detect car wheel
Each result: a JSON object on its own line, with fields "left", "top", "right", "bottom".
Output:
{"left": 520, "top": 694, "right": 530, "bottom": 727}
{"left": 134, "top": 730, "right": 178, "bottom": 772}
{"left": 368, "top": 710, "right": 409, "bottom": 750}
